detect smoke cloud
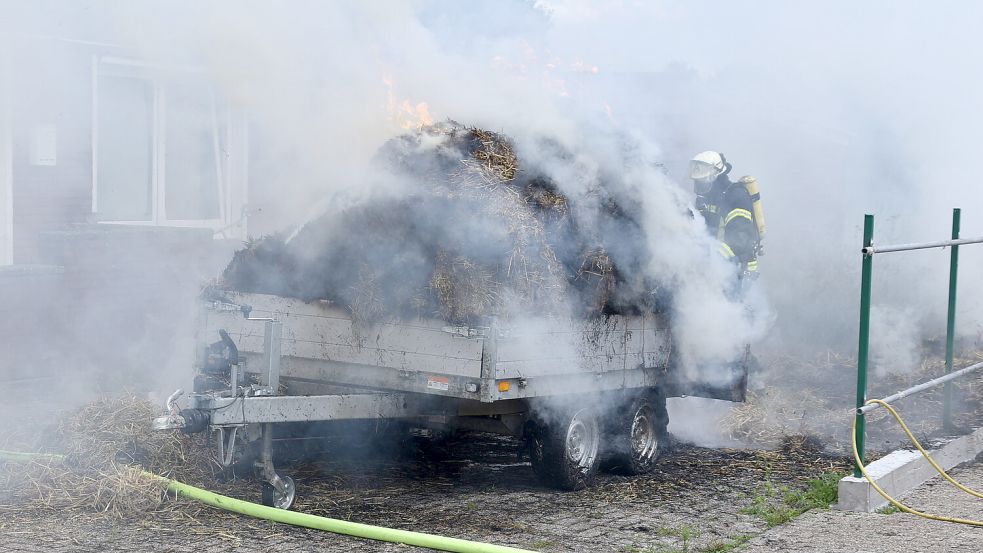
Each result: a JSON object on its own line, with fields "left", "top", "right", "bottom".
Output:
{"left": 5, "top": 0, "right": 982, "bottom": 411}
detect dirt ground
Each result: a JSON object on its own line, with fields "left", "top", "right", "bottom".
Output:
{"left": 0, "top": 426, "right": 849, "bottom": 553}
{"left": 2, "top": 379, "right": 979, "bottom": 553}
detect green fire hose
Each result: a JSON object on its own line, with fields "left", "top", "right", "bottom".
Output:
{"left": 0, "top": 449, "right": 535, "bottom": 553}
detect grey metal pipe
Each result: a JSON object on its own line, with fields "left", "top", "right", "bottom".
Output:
{"left": 857, "top": 360, "right": 983, "bottom": 414}
{"left": 862, "top": 236, "right": 983, "bottom": 256}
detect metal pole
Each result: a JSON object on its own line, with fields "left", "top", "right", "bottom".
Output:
{"left": 857, "top": 359, "right": 983, "bottom": 415}
{"left": 861, "top": 235, "right": 983, "bottom": 255}
{"left": 262, "top": 320, "right": 282, "bottom": 394}
{"left": 855, "top": 214, "right": 874, "bottom": 478}
{"left": 943, "top": 208, "right": 961, "bottom": 431}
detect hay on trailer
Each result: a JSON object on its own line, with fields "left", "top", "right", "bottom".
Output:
{"left": 572, "top": 248, "right": 617, "bottom": 314}
{"left": 455, "top": 127, "right": 519, "bottom": 186}
{"left": 525, "top": 182, "right": 569, "bottom": 217}
{"left": 348, "top": 263, "right": 389, "bottom": 327}
{"left": 221, "top": 121, "right": 647, "bottom": 324}
{"left": 429, "top": 251, "right": 498, "bottom": 323}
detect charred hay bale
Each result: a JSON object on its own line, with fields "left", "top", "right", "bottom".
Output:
{"left": 374, "top": 133, "right": 461, "bottom": 191}
{"left": 523, "top": 177, "right": 569, "bottom": 219}
{"left": 222, "top": 121, "right": 649, "bottom": 321}
{"left": 297, "top": 200, "right": 440, "bottom": 322}
{"left": 373, "top": 123, "right": 571, "bottom": 319}
{"left": 221, "top": 234, "right": 300, "bottom": 298}
{"left": 348, "top": 263, "right": 431, "bottom": 326}
{"left": 512, "top": 142, "right": 651, "bottom": 315}
{"left": 571, "top": 248, "right": 618, "bottom": 314}
{"left": 378, "top": 121, "right": 519, "bottom": 193}
{"left": 421, "top": 184, "right": 568, "bottom": 322}
{"left": 226, "top": 198, "right": 441, "bottom": 321}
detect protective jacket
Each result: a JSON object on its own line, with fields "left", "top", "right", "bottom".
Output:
{"left": 696, "top": 176, "right": 759, "bottom": 275}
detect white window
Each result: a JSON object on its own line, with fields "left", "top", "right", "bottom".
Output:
{"left": 92, "top": 57, "right": 247, "bottom": 236}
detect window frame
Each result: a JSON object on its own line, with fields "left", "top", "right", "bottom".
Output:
{"left": 91, "top": 56, "right": 237, "bottom": 232}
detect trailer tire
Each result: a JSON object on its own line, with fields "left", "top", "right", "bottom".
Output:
{"left": 529, "top": 407, "right": 601, "bottom": 490}
{"left": 604, "top": 390, "right": 669, "bottom": 475}
{"left": 261, "top": 473, "right": 296, "bottom": 510}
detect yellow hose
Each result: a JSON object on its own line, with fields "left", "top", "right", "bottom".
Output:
{"left": 851, "top": 399, "right": 983, "bottom": 526}
{"left": 0, "top": 449, "right": 536, "bottom": 553}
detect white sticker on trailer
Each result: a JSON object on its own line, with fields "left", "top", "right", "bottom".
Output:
{"left": 426, "top": 376, "right": 450, "bottom": 391}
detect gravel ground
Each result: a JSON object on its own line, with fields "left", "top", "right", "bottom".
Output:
{"left": 743, "top": 460, "right": 983, "bottom": 553}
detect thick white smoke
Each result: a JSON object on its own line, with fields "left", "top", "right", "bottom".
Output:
{"left": 7, "top": 0, "right": 982, "bottom": 394}
{"left": 536, "top": 1, "right": 983, "bottom": 362}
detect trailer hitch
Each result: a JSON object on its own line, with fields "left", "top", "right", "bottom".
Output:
{"left": 152, "top": 389, "right": 209, "bottom": 433}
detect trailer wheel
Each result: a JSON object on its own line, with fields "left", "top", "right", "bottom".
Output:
{"left": 261, "top": 473, "right": 296, "bottom": 510}
{"left": 529, "top": 408, "right": 601, "bottom": 490}
{"left": 604, "top": 390, "right": 669, "bottom": 475}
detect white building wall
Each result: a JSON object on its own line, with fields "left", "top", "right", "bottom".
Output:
{"left": 0, "top": 44, "right": 12, "bottom": 266}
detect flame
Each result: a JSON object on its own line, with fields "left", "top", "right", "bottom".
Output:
{"left": 382, "top": 75, "right": 434, "bottom": 129}
{"left": 400, "top": 99, "right": 433, "bottom": 127}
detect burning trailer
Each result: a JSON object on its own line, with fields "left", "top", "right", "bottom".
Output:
{"left": 154, "top": 122, "right": 749, "bottom": 508}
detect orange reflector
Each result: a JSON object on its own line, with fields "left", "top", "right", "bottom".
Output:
{"left": 497, "top": 380, "right": 511, "bottom": 392}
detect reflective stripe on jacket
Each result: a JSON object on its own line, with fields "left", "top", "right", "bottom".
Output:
{"left": 697, "top": 178, "right": 760, "bottom": 272}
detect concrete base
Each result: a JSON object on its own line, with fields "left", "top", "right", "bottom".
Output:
{"left": 835, "top": 426, "right": 983, "bottom": 512}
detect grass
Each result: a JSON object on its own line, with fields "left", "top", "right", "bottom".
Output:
{"left": 620, "top": 545, "right": 684, "bottom": 553}
{"left": 530, "top": 539, "right": 555, "bottom": 550}
{"left": 741, "top": 471, "right": 843, "bottom": 527}
{"left": 638, "top": 525, "right": 700, "bottom": 552}
{"left": 701, "top": 534, "right": 753, "bottom": 552}
{"left": 788, "top": 472, "right": 841, "bottom": 509}
{"left": 620, "top": 472, "right": 842, "bottom": 553}
{"left": 877, "top": 504, "right": 901, "bottom": 515}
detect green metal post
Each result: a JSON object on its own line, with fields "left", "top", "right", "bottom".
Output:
{"left": 943, "top": 208, "right": 961, "bottom": 431}
{"left": 854, "top": 214, "right": 874, "bottom": 478}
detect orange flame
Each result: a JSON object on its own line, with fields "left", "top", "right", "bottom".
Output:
{"left": 382, "top": 75, "right": 434, "bottom": 129}
{"left": 400, "top": 99, "right": 433, "bottom": 128}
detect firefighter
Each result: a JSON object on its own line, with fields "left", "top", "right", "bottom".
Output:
{"left": 689, "top": 151, "right": 763, "bottom": 282}
{"left": 689, "top": 151, "right": 765, "bottom": 398}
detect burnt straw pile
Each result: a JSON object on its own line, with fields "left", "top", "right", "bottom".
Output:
{"left": 723, "top": 349, "right": 983, "bottom": 451}
{"left": 0, "top": 395, "right": 221, "bottom": 518}
{"left": 222, "top": 122, "right": 658, "bottom": 324}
